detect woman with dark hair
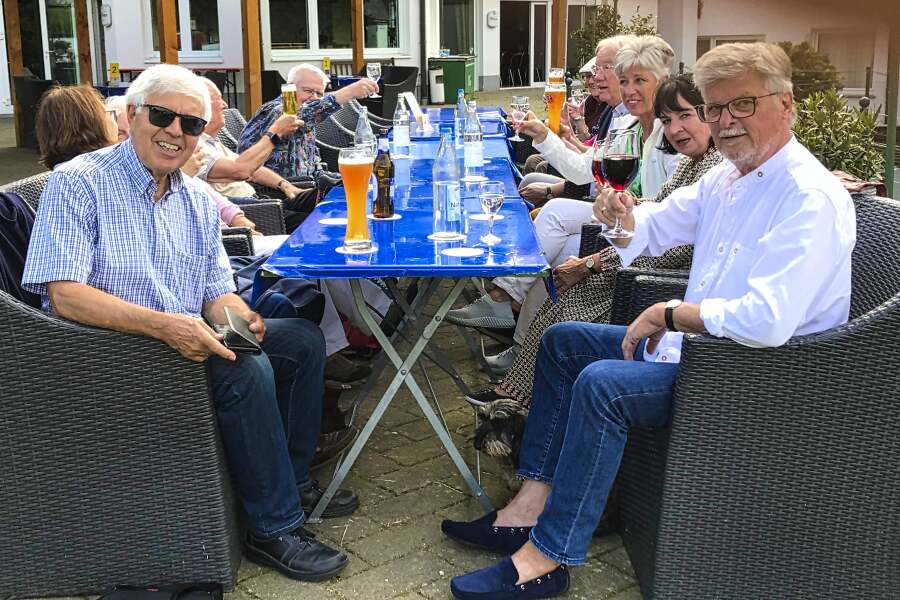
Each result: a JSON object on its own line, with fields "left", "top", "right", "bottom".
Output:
{"left": 465, "top": 73, "right": 723, "bottom": 409}
{"left": 35, "top": 85, "right": 117, "bottom": 169}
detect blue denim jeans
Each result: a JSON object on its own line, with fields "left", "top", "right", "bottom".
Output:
{"left": 518, "top": 322, "right": 679, "bottom": 565}
{"left": 206, "top": 318, "right": 325, "bottom": 537}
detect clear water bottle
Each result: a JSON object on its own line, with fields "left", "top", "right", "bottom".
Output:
{"left": 455, "top": 88, "right": 466, "bottom": 147}
{"left": 354, "top": 106, "right": 376, "bottom": 153}
{"left": 431, "top": 127, "right": 464, "bottom": 241}
{"left": 392, "top": 96, "right": 410, "bottom": 157}
{"left": 462, "top": 100, "right": 485, "bottom": 182}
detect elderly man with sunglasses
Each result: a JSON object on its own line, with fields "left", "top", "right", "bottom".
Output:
{"left": 441, "top": 42, "right": 856, "bottom": 600}
{"left": 22, "top": 64, "right": 359, "bottom": 584}
{"left": 238, "top": 64, "right": 377, "bottom": 186}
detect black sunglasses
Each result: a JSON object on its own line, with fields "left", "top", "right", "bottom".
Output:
{"left": 141, "top": 104, "right": 208, "bottom": 136}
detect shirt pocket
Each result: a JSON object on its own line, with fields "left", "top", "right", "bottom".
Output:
{"left": 170, "top": 250, "right": 208, "bottom": 314}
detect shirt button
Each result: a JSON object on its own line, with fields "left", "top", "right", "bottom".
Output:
{"left": 733, "top": 247, "right": 740, "bottom": 255}
{"left": 757, "top": 171, "right": 764, "bottom": 177}
{"left": 661, "top": 356, "right": 668, "bottom": 362}
{"left": 717, "top": 243, "right": 725, "bottom": 254}
{"left": 699, "top": 280, "right": 706, "bottom": 288}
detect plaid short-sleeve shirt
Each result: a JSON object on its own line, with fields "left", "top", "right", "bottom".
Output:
{"left": 22, "top": 140, "right": 235, "bottom": 317}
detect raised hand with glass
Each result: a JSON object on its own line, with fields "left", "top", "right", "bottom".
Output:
{"left": 508, "top": 95, "right": 529, "bottom": 142}
{"left": 600, "top": 128, "right": 640, "bottom": 240}
{"left": 366, "top": 62, "right": 382, "bottom": 98}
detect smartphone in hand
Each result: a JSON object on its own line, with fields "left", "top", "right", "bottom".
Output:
{"left": 213, "top": 307, "right": 262, "bottom": 354}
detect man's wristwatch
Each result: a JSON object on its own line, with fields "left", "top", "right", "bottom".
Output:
{"left": 664, "top": 299, "right": 683, "bottom": 331}
{"left": 584, "top": 256, "right": 599, "bottom": 275}
{"left": 264, "top": 131, "right": 282, "bottom": 146}
{"left": 545, "top": 186, "right": 553, "bottom": 200}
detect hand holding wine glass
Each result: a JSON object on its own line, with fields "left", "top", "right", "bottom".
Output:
{"left": 508, "top": 95, "right": 529, "bottom": 142}
{"left": 366, "top": 62, "right": 382, "bottom": 98}
{"left": 600, "top": 128, "right": 640, "bottom": 240}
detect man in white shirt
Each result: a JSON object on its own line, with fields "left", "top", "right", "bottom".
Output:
{"left": 440, "top": 42, "right": 855, "bottom": 600}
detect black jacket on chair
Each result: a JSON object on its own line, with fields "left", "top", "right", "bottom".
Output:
{"left": 0, "top": 192, "right": 40, "bottom": 309}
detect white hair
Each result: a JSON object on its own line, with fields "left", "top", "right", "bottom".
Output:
{"left": 125, "top": 63, "right": 211, "bottom": 121}
{"left": 614, "top": 35, "right": 676, "bottom": 81}
{"left": 105, "top": 95, "right": 127, "bottom": 115}
{"left": 596, "top": 34, "right": 639, "bottom": 55}
{"left": 198, "top": 76, "right": 221, "bottom": 96}
{"left": 694, "top": 42, "right": 793, "bottom": 96}
{"left": 287, "top": 63, "right": 330, "bottom": 86}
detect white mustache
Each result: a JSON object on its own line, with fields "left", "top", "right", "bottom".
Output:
{"left": 718, "top": 128, "right": 747, "bottom": 138}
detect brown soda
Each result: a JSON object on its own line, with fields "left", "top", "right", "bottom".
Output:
{"left": 373, "top": 135, "right": 394, "bottom": 218}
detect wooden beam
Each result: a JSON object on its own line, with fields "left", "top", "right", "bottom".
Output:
{"left": 241, "top": 0, "right": 262, "bottom": 114}
{"left": 550, "top": 0, "right": 568, "bottom": 70}
{"left": 3, "top": 0, "right": 24, "bottom": 145}
{"left": 74, "top": 0, "right": 92, "bottom": 83}
{"left": 156, "top": 0, "right": 179, "bottom": 64}
{"left": 886, "top": 17, "right": 899, "bottom": 197}
{"left": 351, "top": 0, "right": 364, "bottom": 75}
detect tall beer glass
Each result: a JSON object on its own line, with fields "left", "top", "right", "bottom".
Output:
{"left": 545, "top": 83, "right": 566, "bottom": 135}
{"left": 339, "top": 147, "right": 375, "bottom": 251}
{"left": 548, "top": 67, "right": 565, "bottom": 85}
{"left": 281, "top": 84, "right": 298, "bottom": 115}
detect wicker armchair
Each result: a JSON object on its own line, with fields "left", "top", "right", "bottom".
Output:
{"left": 608, "top": 194, "right": 900, "bottom": 599}
{"left": 0, "top": 171, "right": 51, "bottom": 211}
{"left": 0, "top": 291, "right": 240, "bottom": 596}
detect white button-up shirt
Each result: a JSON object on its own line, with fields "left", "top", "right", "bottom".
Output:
{"left": 616, "top": 137, "right": 856, "bottom": 363}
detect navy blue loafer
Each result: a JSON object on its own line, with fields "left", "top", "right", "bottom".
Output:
{"left": 441, "top": 511, "right": 532, "bottom": 553}
{"left": 450, "top": 556, "right": 569, "bottom": 599}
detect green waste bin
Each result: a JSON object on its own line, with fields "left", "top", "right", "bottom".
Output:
{"left": 429, "top": 55, "right": 476, "bottom": 103}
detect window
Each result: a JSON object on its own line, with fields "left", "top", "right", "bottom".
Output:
{"left": 148, "top": 0, "right": 220, "bottom": 56}
{"left": 441, "top": 0, "right": 474, "bottom": 55}
{"left": 816, "top": 30, "right": 874, "bottom": 89}
{"left": 265, "top": 0, "right": 400, "bottom": 54}
{"left": 697, "top": 35, "right": 764, "bottom": 59}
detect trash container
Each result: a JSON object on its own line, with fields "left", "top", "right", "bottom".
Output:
{"left": 428, "top": 55, "right": 476, "bottom": 103}
{"left": 429, "top": 65, "right": 445, "bottom": 104}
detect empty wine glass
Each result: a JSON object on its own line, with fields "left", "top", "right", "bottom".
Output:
{"left": 478, "top": 180, "right": 505, "bottom": 245}
{"left": 600, "top": 128, "right": 640, "bottom": 240}
{"left": 366, "top": 62, "right": 382, "bottom": 98}
{"left": 509, "top": 95, "right": 529, "bottom": 142}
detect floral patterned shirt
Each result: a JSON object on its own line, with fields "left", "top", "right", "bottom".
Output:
{"left": 237, "top": 95, "right": 340, "bottom": 181}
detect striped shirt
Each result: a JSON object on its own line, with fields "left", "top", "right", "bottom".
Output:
{"left": 22, "top": 139, "right": 235, "bottom": 317}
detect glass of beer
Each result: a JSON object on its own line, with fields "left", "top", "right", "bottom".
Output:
{"left": 545, "top": 82, "right": 566, "bottom": 135}
{"left": 548, "top": 67, "right": 565, "bottom": 85}
{"left": 338, "top": 146, "right": 376, "bottom": 251}
{"left": 281, "top": 83, "right": 298, "bottom": 115}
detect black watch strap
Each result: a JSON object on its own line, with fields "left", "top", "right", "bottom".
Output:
{"left": 265, "top": 131, "right": 282, "bottom": 146}
{"left": 665, "top": 305, "right": 678, "bottom": 332}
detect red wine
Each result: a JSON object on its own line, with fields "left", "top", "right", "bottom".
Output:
{"left": 591, "top": 159, "right": 606, "bottom": 186}
{"left": 602, "top": 154, "right": 639, "bottom": 191}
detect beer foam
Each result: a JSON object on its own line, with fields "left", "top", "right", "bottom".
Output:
{"left": 338, "top": 156, "right": 375, "bottom": 165}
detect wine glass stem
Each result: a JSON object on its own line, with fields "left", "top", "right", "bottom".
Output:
{"left": 488, "top": 215, "right": 494, "bottom": 238}
{"left": 613, "top": 191, "right": 622, "bottom": 232}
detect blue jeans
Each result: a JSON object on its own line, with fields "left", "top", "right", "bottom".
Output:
{"left": 206, "top": 318, "right": 325, "bottom": 537}
{"left": 518, "top": 322, "right": 679, "bottom": 565}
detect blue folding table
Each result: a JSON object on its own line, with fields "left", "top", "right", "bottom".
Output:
{"left": 260, "top": 113, "right": 548, "bottom": 520}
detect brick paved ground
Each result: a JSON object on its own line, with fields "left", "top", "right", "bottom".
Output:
{"left": 228, "top": 282, "right": 641, "bottom": 600}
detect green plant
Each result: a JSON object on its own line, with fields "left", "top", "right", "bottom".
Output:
{"left": 569, "top": 5, "right": 658, "bottom": 72}
{"left": 793, "top": 89, "right": 884, "bottom": 180}
{"left": 778, "top": 41, "right": 843, "bottom": 101}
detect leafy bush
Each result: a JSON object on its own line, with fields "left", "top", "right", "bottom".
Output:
{"left": 778, "top": 41, "right": 843, "bottom": 100}
{"left": 793, "top": 89, "right": 884, "bottom": 180}
{"left": 570, "top": 5, "right": 657, "bottom": 72}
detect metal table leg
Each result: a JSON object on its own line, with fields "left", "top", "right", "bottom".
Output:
{"left": 309, "top": 277, "right": 493, "bottom": 521}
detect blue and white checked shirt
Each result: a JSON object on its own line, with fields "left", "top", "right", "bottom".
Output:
{"left": 22, "top": 139, "right": 235, "bottom": 317}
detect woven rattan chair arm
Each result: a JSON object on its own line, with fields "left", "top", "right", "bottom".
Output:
{"left": 239, "top": 200, "right": 286, "bottom": 235}
{"left": 610, "top": 270, "right": 689, "bottom": 326}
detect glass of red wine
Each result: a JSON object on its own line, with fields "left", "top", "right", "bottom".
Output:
{"left": 600, "top": 128, "right": 640, "bottom": 239}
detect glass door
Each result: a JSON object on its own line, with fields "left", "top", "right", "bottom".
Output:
{"left": 40, "top": 0, "right": 79, "bottom": 84}
{"left": 529, "top": 2, "right": 548, "bottom": 86}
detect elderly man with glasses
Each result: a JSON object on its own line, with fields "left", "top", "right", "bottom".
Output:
{"left": 440, "top": 42, "right": 856, "bottom": 600}
{"left": 22, "top": 64, "right": 359, "bottom": 584}
{"left": 238, "top": 64, "right": 376, "bottom": 185}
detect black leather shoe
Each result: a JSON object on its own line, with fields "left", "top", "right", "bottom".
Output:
{"left": 300, "top": 481, "right": 359, "bottom": 518}
{"left": 311, "top": 427, "right": 357, "bottom": 469}
{"left": 441, "top": 511, "right": 532, "bottom": 554}
{"left": 244, "top": 526, "right": 348, "bottom": 581}
{"left": 325, "top": 353, "right": 372, "bottom": 385}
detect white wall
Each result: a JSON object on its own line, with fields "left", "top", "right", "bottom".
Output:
{"left": 480, "top": 0, "right": 501, "bottom": 89}
{"left": 101, "top": 0, "right": 243, "bottom": 70}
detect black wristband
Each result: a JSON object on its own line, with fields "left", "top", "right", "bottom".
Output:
{"left": 265, "top": 131, "right": 282, "bottom": 146}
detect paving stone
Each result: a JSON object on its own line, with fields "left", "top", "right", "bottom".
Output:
{"left": 586, "top": 533, "right": 626, "bottom": 560}
{"left": 308, "top": 513, "right": 382, "bottom": 546}
{"left": 239, "top": 569, "right": 340, "bottom": 600}
{"left": 225, "top": 588, "right": 258, "bottom": 600}
{"left": 327, "top": 552, "right": 453, "bottom": 600}
{"left": 344, "top": 513, "right": 448, "bottom": 565}
{"left": 382, "top": 434, "right": 455, "bottom": 466}
{"left": 363, "top": 481, "right": 466, "bottom": 526}
{"left": 567, "top": 559, "right": 636, "bottom": 599}
{"left": 608, "top": 584, "right": 644, "bottom": 599}
{"left": 237, "top": 558, "right": 266, "bottom": 582}
{"left": 598, "top": 545, "right": 636, "bottom": 577}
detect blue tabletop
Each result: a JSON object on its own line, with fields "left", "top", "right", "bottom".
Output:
{"left": 261, "top": 110, "right": 547, "bottom": 280}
